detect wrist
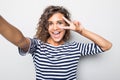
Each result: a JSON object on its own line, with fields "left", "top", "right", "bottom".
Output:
{"left": 76, "top": 26, "right": 84, "bottom": 34}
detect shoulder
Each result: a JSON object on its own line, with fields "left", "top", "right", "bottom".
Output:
{"left": 30, "top": 38, "right": 44, "bottom": 44}
{"left": 64, "top": 41, "right": 82, "bottom": 48}
{"left": 66, "top": 41, "right": 97, "bottom": 48}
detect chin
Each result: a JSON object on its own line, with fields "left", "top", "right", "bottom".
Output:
{"left": 53, "top": 38, "right": 62, "bottom": 42}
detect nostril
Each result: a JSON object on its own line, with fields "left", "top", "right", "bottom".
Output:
{"left": 53, "top": 25, "right": 59, "bottom": 30}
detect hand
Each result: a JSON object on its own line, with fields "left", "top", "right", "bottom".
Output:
{"left": 60, "top": 17, "right": 84, "bottom": 33}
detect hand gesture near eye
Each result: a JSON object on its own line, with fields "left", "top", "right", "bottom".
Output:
{"left": 61, "top": 17, "right": 84, "bottom": 34}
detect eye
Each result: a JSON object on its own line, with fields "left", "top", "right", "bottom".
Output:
{"left": 48, "top": 22, "right": 53, "bottom": 26}
{"left": 57, "top": 21, "right": 64, "bottom": 25}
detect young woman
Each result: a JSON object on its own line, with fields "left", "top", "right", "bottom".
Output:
{"left": 0, "top": 5, "right": 112, "bottom": 80}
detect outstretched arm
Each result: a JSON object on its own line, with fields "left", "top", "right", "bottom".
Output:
{"left": 0, "top": 15, "right": 30, "bottom": 52}
{"left": 62, "top": 17, "right": 112, "bottom": 51}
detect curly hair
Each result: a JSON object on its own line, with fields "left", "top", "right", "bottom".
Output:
{"left": 35, "top": 5, "right": 71, "bottom": 43}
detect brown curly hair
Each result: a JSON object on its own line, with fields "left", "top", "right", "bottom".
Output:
{"left": 35, "top": 5, "right": 71, "bottom": 43}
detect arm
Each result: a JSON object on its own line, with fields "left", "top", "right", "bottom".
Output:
{"left": 0, "top": 15, "right": 30, "bottom": 52}
{"left": 77, "top": 27, "right": 112, "bottom": 51}
{"left": 62, "top": 17, "right": 112, "bottom": 51}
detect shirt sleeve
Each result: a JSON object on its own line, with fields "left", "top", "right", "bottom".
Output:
{"left": 78, "top": 43, "right": 104, "bottom": 56}
{"left": 18, "top": 38, "right": 38, "bottom": 56}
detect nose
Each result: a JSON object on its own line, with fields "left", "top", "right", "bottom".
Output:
{"left": 53, "top": 24, "right": 59, "bottom": 30}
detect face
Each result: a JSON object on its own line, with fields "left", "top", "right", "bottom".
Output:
{"left": 47, "top": 13, "right": 66, "bottom": 44}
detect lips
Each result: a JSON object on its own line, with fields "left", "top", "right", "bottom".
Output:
{"left": 52, "top": 31, "right": 61, "bottom": 38}
{"left": 53, "top": 31, "right": 60, "bottom": 35}
{"left": 49, "top": 29, "right": 65, "bottom": 42}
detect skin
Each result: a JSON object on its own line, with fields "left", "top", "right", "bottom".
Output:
{"left": 61, "top": 16, "right": 112, "bottom": 51}
{"left": 47, "top": 13, "right": 66, "bottom": 46}
{"left": 0, "top": 14, "right": 112, "bottom": 52}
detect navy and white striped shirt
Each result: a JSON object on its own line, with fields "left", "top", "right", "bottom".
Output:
{"left": 19, "top": 38, "right": 104, "bottom": 80}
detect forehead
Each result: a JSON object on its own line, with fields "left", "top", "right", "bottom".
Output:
{"left": 48, "top": 13, "right": 64, "bottom": 21}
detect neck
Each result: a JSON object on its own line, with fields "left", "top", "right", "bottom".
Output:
{"left": 47, "top": 38, "right": 64, "bottom": 46}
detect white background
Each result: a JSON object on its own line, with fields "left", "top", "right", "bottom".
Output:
{"left": 0, "top": 0, "right": 120, "bottom": 80}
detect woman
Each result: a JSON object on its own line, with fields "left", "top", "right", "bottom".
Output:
{"left": 0, "top": 5, "right": 112, "bottom": 80}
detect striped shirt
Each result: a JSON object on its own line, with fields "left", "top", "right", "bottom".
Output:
{"left": 18, "top": 38, "right": 104, "bottom": 80}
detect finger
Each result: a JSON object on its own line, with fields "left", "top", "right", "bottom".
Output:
{"left": 73, "top": 21, "right": 80, "bottom": 27}
{"left": 59, "top": 26, "right": 71, "bottom": 30}
{"left": 62, "top": 17, "right": 71, "bottom": 25}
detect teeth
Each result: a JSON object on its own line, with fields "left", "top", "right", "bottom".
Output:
{"left": 53, "top": 31, "right": 60, "bottom": 34}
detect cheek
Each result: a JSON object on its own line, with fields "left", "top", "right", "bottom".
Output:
{"left": 62, "top": 30, "right": 66, "bottom": 36}
{"left": 48, "top": 26, "right": 52, "bottom": 32}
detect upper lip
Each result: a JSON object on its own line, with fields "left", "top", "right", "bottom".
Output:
{"left": 52, "top": 31, "right": 60, "bottom": 35}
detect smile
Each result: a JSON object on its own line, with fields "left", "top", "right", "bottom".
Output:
{"left": 52, "top": 31, "right": 60, "bottom": 35}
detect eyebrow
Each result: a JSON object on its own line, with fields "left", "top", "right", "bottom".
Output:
{"left": 48, "top": 19, "right": 64, "bottom": 22}
{"left": 48, "top": 19, "right": 65, "bottom": 21}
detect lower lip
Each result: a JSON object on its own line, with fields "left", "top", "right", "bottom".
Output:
{"left": 53, "top": 33, "right": 60, "bottom": 38}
